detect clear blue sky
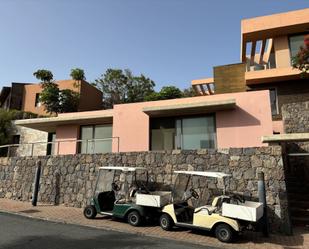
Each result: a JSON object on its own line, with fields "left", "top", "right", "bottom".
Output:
{"left": 0, "top": 0, "right": 308, "bottom": 90}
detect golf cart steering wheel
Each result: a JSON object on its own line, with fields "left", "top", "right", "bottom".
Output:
{"left": 190, "top": 188, "right": 199, "bottom": 199}
{"left": 111, "top": 182, "right": 120, "bottom": 191}
{"left": 232, "top": 194, "right": 245, "bottom": 203}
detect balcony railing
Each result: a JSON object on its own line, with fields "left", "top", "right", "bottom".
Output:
{"left": 0, "top": 137, "right": 120, "bottom": 158}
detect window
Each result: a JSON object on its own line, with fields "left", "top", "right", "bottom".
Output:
{"left": 35, "top": 93, "right": 41, "bottom": 107}
{"left": 269, "top": 88, "right": 278, "bottom": 116}
{"left": 150, "top": 115, "right": 216, "bottom": 151}
{"left": 80, "top": 125, "right": 112, "bottom": 154}
{"left": 289, "top": 33, "right": 309, "bottom": 62}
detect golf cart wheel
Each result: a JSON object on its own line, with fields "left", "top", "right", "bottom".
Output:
{"left": 215, "top": 223, "right": 234, "bottom": 243}
{"left": 83, "top": 205, "right": 97, "bottom": 219}
{"left": 159, "top": 214, "right": 174, "bottom": 231}
{"left": 127, "top": 211, "right": 142, "bottom": 227}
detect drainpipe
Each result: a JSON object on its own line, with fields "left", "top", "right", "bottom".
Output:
{"left": 258, "top": 172, "right": 269, "bottom": 237}
{"left": 32, "top": 161, "right": 41, "bottom": 206}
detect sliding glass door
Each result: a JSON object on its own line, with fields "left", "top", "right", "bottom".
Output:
{"left": 150, "top": 115, "right": 216, "bottom": 151}
{"left": 80, "top": 124, "right": 112, "bottom": 154}
{"left": 176, "top": 116, "right": 216, "bottom": 150}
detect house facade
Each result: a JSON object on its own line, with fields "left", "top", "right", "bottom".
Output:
{"left": 0, "top": 80, "right": 103, "bottom": 156}
{"left": 192, "top": 8, "right": 309, "bottom": 134}
{"left": 12, "top": 8, "right": 309, "bottom": 156}
{"left": 0, "top": 79, "right": 103, "bottom": 116}
{"left": 16, "top": 90, "right": 273, "bottom": 155}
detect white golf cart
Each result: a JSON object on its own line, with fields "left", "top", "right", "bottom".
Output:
{"left": 159, "top": 171, "right": 264, "bottom": 243}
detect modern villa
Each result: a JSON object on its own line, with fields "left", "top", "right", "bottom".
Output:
{"left": 11, "top": 8, "right": 309, "bottom": 156}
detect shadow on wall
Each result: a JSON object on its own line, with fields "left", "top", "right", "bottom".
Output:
{"left": 286, "top": 142, "right": 309, "bottom": 181}
{"left": 217, "top": 107, "right": 261, "bottom": 128}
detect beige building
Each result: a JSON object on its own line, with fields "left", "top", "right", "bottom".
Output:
{"left": 192, "top": 8, "right": 309, "bottom": 134}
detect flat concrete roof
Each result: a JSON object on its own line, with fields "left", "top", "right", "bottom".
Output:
{"left": 15, "top": 110, "right": 113, "bottom": 132}
{"left": 143, "top": 99, "right": 236, "bottom": 117}
{"left": 262, "top": 133, "right": 309, "bottom": 143}
{"left": 241, "top": 8, "right": 309, "bottom": 41}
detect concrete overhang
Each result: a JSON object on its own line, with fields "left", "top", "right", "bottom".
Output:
{"left": 241, "top": 8, "right": 309, "bottom": 42}
{"left": 142, "top": 99, "right": 236, "bottom": 117}
{"left": 262, "top": 133, "right": 309, "bottom": 143}
{"left": 245, "top": 67, "right": 301, "bottom": 85}
{"left": 15, "top": 110, "right": 113, "bottom": 132}
{"left": 191, "top": 77, "right": 214, "bottom": 86}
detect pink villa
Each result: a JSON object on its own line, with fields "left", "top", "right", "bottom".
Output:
{"left": 15, "top": 90, "right": 273, "bottom": 155}
{"left": 14, "top": 8, "right": 309, "bottom": 156}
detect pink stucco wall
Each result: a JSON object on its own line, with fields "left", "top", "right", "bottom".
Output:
{"left": 112, "top": 90, "right": 273, "bottom": 152}
{"left": 55, "top": 125, "right": 79, "bottom": 155}
{"left": 55, "top": 90, "right": 273, "bottom": 154}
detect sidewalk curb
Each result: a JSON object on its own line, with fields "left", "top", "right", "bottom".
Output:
{"left": 0, "top": 208, "right": 225, "bottom": 249}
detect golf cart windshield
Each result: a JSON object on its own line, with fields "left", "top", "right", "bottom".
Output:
{"left": 95, "top": 169, "right": 115, "bottom": 194}
{"left": 172, "top": 171, "right": 231, "bottom": 206}
{"left": 95, "top": 167, "right": 148, "bottom": 195}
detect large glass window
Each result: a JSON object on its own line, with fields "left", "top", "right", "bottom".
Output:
{"left": 150, "top": 115, "right": 216, "bottom": 151}
{"left": 289, "top": 34, "right": 308, "bottom": 61}
{"left": 178, "top": 116, "right": 216, "bottom": 150}
{"left": 80, "top": 125, "right": 112, "bottom": 154}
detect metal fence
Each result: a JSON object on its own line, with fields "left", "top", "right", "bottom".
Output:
{"left": 0, "top": 137, "right": 120, "bottom": 157}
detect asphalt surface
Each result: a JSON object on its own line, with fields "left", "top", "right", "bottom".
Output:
{"left": 0, "top": 212, "right": 219, "bottom": 249}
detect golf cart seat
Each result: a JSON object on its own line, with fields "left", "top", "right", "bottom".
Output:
{"left": 194, "top": 205, "right": 216, "bottom": 215}
{"left": 194, "top": 195, "right": 230, "bottom": 215}
{"left": 212, "top": 195, "right": 230, "bottom": 210}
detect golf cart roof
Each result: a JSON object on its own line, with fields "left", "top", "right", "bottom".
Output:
{"left": 99, "top": 166, "right": 147, "bottom": 172}
{"left": 174, "top": 171, "right": 231, "bottom": 178}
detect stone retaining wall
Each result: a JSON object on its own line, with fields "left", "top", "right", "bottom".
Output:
{"left": 282, "top": 101, "right": 309, "bottom": 180}
{"left": 282, "top": 101, "right": 309, "bottom": 134}
{"left": 0, "top": 146, "right": 290, "bottom": 233}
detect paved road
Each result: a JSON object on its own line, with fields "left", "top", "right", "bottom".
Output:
{"left": 0, "top": 212, "right": 218, "bottom": 249}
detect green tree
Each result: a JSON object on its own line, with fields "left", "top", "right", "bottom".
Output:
{"left": 59, "top": 89, "right": 80, "bottom": 113}
{"left": 70, "top": 68, "right": 86, "bottom": 88}
{"left": 94, "top": 69, "right": 155, "bottom": 109}
{"left": 144, "top": 86, "right": 183, "bottom": 101}
{"left": 33, "top": 69, "right": 80, "bottom": 114}
{"left": 33, "top": 69, "right": 53, "bottom": 85}
{"left": 182, "top": 87, "right": 196, "bottom": 97}
{"left": 39, "top": 83, "right": 60, "bottom": 115}
{"left": 70, "top": 68, "right": 86, "bottom": 81}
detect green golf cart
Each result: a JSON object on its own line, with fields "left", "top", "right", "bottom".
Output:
{"left": 84, "top": 166, "right": 168, "bottom": 226}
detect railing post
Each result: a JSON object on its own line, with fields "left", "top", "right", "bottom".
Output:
{"left": 117, "top": 137, "right": 120, "bottom": 152}
{"left": 258, "top": 172, "right": 269, "bottom": 237}
{"left": 7, "top": 146, "right": 10, "bottom": 158}
{"left": 57, "top": 141, "right": 60, "bottom": 156}
{"left": 93, "top": 139, "right": 95, "bottom": 154}
{"left": 31, "top": 143, "right": 34, "bottom": 157}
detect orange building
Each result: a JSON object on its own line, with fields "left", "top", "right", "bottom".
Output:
{"left": 192, "top": 8, "right": 309, "bottom": 134}
{"left": 0, "top": 79, "right": 103, "bottom": 116}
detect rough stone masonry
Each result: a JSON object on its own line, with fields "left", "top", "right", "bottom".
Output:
{"left": 0, "top": 146, "right": 291, "bottom": 234}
